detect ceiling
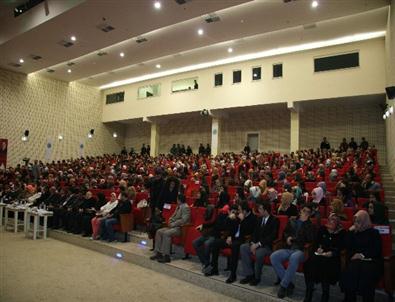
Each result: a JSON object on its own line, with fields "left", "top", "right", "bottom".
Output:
{"left": 0, "top": 0, "right": 390, "bottom": 88}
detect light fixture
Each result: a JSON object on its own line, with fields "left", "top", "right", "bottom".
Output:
{"left": 19, "top": 58, "right": 24, "bottom": 63}
{"left": 227, "top": 47, "right": 233, "bottom": 53}
{"left": 100, "top": 30, "right": 386, "bottom": 90}
{"left": 154, "top": 1, "right": 161, "bottom": 9}
{"left": 120, "top": 52, "right": 125, "bottom": 58}
{"left": 67, "top": 69, "right": 71, "bottom": 73}
{"left": 156, "top": 64, "right": 161, "bottom": 69}
{"left": 115, "top": 252, "right": 123, "bottom": 259}
{"left": 390, "top": 106, "right": 394, "bottom": 114}
{"left": 253, "top": 73, "right": 257, "bottom": 77}
{"left": 21, "top": 136, "right": 28, "bottom": 142}
{"left": 112, "top": 132, "right": 118, "bottom": 138}
{"left": 311, "top": 1, "right": 318, "bottom": 8}
{"left": 70, "top": 36, "right": 76, "bottom": 41}
{"left": 197, "top": 28, "right": 204, "bottom": 36}
{"left": 383, "top": 114, "right": 387, "bottom": 120}
{"left": 386, "top": 111, "right": 390, "bottom": 118}
{"left": 58, "top": 134, "right": 63, "bottom": 141}
{"left": 88, "top": 133, "right": 93, "bottom": 139}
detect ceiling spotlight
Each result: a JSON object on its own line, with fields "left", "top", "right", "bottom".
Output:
{"left": 70, "top": 36, "right": 76, "bottom": 41}
{"left": 311, "top": 1, "right": 318, "bottom": 8}
{"left": 112, "top": 132, "right": 118, "bottom": 138}
{"left": 120, "top": 52, "right": 125, "bottom": 57}
{"left": 156, "top": 64, "right": 161, "bottom": 69}
{"left": 19, "top": 58, "right": 24, "bottom": 63}
{"left": 197, "top": 28, "right": 204, "bottom": 35}
{"left": 67, "top": 69, "right": 71, "bottom": 73}
{"left": 227, "top": 47, "right": 233, "bottom": 53}
{"left": 154, "top": 1, "right": 161, "bottom": 9}
{"left": 58, "top": 134, "right": 63, "bottom": 141}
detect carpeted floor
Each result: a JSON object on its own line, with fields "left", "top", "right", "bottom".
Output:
{"left": 0, "top": 231, "right": 239, "bottom": 302}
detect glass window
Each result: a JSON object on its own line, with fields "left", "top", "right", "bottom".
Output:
{"left": 171, "top": 77, "right": 199, "bottom": 93}
{"left": 214, "top": 73, "right": 223, "bottom": 87}
{"left": 233, "top": 70, "right": 241, "bottom": 84}
{"left": 252, "top": 67, "right": 261, "bottom": 81}
{"left": 273, "top": 63, "right": 283, "bottom": 78}
{"left": 137, "top": 84, "right": 161, "bottom": 99}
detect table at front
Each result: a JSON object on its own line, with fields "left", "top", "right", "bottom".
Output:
{"left": 25, "top": 210, "right": 53, "bottom": 240}
{"left": 4, "top": 206, "right": 28, "bottom": 233}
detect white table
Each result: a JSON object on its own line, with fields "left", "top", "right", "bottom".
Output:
{"left": 25, "top": 209, "right": 53, "bottom": 240}
{"left": 5, "top": 205, "right": 28, "bottom": 233}
{"left": 0, "top": 203, "right": 6, "bottom": 228}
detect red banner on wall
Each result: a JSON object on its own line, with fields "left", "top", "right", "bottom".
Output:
{"left": 0, "top": 139, "right": 8, "bottom": 169}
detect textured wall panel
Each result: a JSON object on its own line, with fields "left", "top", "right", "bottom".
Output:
{"left": 124, "top": 122, "right": 151, "bottom": 152}
{"left": 0, "top": 69, "right": 123, "bottom": 167}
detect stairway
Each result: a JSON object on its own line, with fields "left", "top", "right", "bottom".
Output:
{"left": 380, "top": 166, "right": 395, "bottom": 252}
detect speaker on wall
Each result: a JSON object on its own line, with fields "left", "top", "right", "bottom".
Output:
{"left": 386, "top": 86, "right": 395, "bottom": 100}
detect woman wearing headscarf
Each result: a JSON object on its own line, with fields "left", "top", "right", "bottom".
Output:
{"left": 277, "top": 192, "right": 298, "bottom": 218}
{"left": 330, "top": 198, "right": 348, "bottom": 221}
{"left": 312, "top": 186, "right": 326, "bottom": 205}
{"left": 303, "top": 213, "right": 346, "bottom": 302}
{"left": 340, "top": 210, "right": 383, "bottom": 302}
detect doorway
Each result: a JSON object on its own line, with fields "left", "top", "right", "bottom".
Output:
{"left": 246, "top": 132, "right": 259, "bottom": 153}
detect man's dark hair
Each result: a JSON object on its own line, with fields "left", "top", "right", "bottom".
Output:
{"left": 239, "top": 201, "right": 251, "bottom": 213}
{"left": 257, "top": 200, "right": 272, "bottom": 214}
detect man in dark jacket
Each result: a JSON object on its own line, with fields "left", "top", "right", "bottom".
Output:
{"left": 270, "top": 204, "right": 316, "bottom": 299}
{"left": 240, "top": 201, "right": 279, "bottom": 286}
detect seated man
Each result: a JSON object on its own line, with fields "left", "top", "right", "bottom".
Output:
{"left": 150, "top": 195, "right": 191, "bottom": 263}
{"left": 270, "top": 204, "right": 316, "bottom": 299}
{"left": 240, "top": 200, "right": 279, "bottom": 286}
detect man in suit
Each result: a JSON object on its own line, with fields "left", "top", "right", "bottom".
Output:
{"left": 239, "top": 200, "right": 279, "bottom": 286}
{"left": 150, "top": 195, "right": 191, "bottom": 263}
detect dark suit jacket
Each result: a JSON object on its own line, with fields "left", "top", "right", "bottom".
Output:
{"left": 252, "top": 215, "right": 279, "bottom": 249}
{"left": 237, "top": 212, "right": 257, "bottom": 242}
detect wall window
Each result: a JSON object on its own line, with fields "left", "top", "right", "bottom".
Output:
{"left": 252, "top": 67, "right": 261, "bottom": 81}
{"left": 171, "top": 77, "right": 199, "bottom": 93}
{"left": 106, "top": 92, "right": 124, "bottom": 104}
{"left": 273, "top": 63, "right": 283, "bottom": 78}
{"left": 314, "top": 52, "right": 359, "bottom": 72}
{"left": 214, "top": 73, "right": 223, "bottom": 87}
{"left": 137, "top": 84, "right": 161, "bottom": 99}
{"left": 233, "top": 70, "right": 242, "bottom": 84}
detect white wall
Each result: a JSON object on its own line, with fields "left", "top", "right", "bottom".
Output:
{"left": 103, "top": 38, "right": 386, "bottom": 122}
{"left": 0, "top": 68, "right": 124, "bottom": 167}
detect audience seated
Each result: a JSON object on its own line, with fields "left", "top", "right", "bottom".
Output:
{"left": 91, "top": 192, "right": 118, "bottom": 240}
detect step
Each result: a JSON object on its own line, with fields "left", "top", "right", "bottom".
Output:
{"left": 48, "top": 230, "right": 392, "bottom": 302}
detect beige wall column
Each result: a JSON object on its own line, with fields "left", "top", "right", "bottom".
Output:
{"left": 150, "top": 122, "right": 160, "bottom": 157}
{"left": 211, "top": 117, "right": 221, "bottom": 156}
{"left": 288, "top": 101, "right": 300, "bottom": 153}
{"left": 385, "top": 0, "right": 395, "bottom": 179}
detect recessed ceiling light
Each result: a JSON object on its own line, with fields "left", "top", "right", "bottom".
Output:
{"left": 154, "top": 1, "right": 161, "bottom": 9}
{"left": 70, "top": 36, "right": 76, "bottom": 41}
{"left": 120, "top": 52, "right": 125, "bottom": 57}
{"left": 311, "top": 1, "right": 318, "bottom": 8}
{"left": 227, "top": 47, "right": 233, "bottom": 53}
{"left": 19, "top": 58, "right": 24, "bottom": 63}
{"left": 67, "top": 69, "right": 72, "bottom": 73}
{"left": 156, "top": 64, "right": 161, "bottom": 69}
{"left": 197, "top": 28, "right": 204, "bottom": 35}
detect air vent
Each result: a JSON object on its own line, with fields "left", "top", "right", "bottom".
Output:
{"left": 136, "top": 37, "right": 148, "bottom": 44}
{"left": 303, "top": 23, "right": 317, "bottom": 30}
{"left": 30, "top": 54, "right": 42, "bottom": 60}
{"left": 46, "top": 69, "right": 55, "bottom": 73}
{"left": 97, "top": 23, "right": 115, "bottom": 33}
{"left": 174, "top": 0, "right": 192, "bottom": 4}
{"left": 205, "top": 13, "right": 221, "bottom": 23}
{"left": 283, "top": 0, "right": 297, "bottom": 2}
{"left": 67, "top": 62, "right": 75, "bottom": 66}
{"left": 9, "top": 63, "right": 21, "bottom": 68}
{"left": 59, "top": 40, "right": 74, "bottom": 48}
{"left": 97, "top": 51, "right": 108, "bottom": 56}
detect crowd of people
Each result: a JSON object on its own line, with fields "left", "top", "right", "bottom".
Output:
{"left": 0, "top": 141, "right": 389, "bottom": 301}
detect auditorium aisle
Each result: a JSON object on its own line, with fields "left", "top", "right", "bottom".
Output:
{"left": 0, "top": 231, "right": 238, "bottom": 302}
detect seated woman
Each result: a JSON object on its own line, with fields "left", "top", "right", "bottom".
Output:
{"left": 193, "top": 187, "right": 208, "bottom": 208}
{"left": 312, "top": 186, "right": 326, "bottom": 206}
{"left": 364, "top": 193, "right": 388, "bottom": 225}
{"left": 277, "top": 192, "right": 298, "bottom": 218}
{"left": 303, "top": 213, "right": 346, "bottom": 302}
{"left": 340, "top": 210, "right": 383, "bottom": 302}
{"left": 330, "top": 198, "right": 348, "bottom": 221}
{"left": 91, "top": 192, "right": 118, "bottom": 240}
